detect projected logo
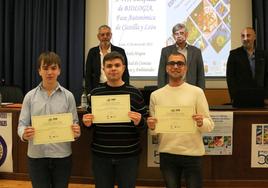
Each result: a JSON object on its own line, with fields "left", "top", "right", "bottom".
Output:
{"left": 0, "top": 136, "right": 7, "bottom": 166}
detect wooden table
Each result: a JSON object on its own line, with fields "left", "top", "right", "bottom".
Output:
{"left": 1, "top": 107, "right": 268, "bottom": 187}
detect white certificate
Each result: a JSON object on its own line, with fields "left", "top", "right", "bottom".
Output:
{"left": 155, "top": 106, "right": 196, "bottom": 133}
{"left": 32, "top": 113, "right": 74, "bottom": 145}
{"left": 91, "top": 94, "right": 131, "bottom": 123}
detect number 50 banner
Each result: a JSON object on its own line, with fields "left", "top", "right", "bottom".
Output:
{"left": 251, "top": 124, "right": 268, "bottom": 168}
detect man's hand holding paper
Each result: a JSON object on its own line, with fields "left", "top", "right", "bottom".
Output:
{"left": 154, "top": 106, "right": 196, "bottom": 133}
{"left": 31, "top": 113, "right": 75, "bottom": 145}
{"left": 91, "top": 94, "right": 131, "bottom": 123}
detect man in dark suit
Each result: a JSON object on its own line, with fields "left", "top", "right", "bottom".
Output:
{"left": 85, "top": 25, "right": 129, "bottom": 94}
{"left": 226, "top": 27, "right": 268, "bottom": 102}
{"left": 158, "top": 23, "right": 205, "bottom": 90}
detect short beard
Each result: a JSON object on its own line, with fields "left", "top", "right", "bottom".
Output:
{"left": 101, "top": 41, "right": 111, "bottom": 47}
{"left": 169, "top": 73, "right": 186, "bottom": 81}
{"left": 242, "top": 41, "right": 252, "bottom": 50}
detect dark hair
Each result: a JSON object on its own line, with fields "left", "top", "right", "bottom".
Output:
{"left": 168, "top": 52, "right": 187, "bottom": 64}
{"left": 103, "top": 51, "right": 125, "bottom": 65}
{"left": 38, "top": 51, "right": 61, "bottom": 69}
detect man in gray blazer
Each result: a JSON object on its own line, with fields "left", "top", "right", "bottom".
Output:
{"left": 158, "top": 23, "right": 205, "bottom": 90}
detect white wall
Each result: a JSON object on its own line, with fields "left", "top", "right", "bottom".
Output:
{"left": 85, "top": 0, "right": 252, "bottom": 88}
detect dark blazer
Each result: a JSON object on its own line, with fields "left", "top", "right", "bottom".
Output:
{"left": 157, "top": 44, "right": 205, "bottom": 90}
{"left": 85, "top": 44, "right": 129, "bottom": 93}
{"left": 226, "top": 46, "right": 268, "bottom": 100}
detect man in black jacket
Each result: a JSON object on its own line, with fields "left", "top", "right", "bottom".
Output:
{"left": 85, "top": 25, "right": 129, "bottom": 94}
{"left": 226, "top": 27, "right": 268, "bottom": 104}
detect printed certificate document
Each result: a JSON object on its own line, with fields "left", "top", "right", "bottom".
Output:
{"left": 32, "top": 113, "right": 74, "bottom": 145}
{"left": 155, "top": 106, "right": 196, "bottom": 133}
{"left": 91, "top": 94, "right": 131, "bottom": 123}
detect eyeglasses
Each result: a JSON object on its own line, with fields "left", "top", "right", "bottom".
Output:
{"left": 166, "top": 61, "right": 185, "bottom": 66}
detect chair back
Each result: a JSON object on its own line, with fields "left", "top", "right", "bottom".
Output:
{"left": 0, "top": 85, "right": 24, "bottom": 103}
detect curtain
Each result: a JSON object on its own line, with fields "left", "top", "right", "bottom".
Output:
{"left": 252, "top": 0, "right": 268, "bottom": 50}
{"left": 0, "top": 0, "right": 85, "bottom": 102}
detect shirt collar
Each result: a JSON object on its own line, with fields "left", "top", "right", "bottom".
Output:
{"left": 176, "top": 43, "right": 188, "bottom": 50}
{"left": 99, "top": 45, "right": 112, "bottom": 55}
{"left": 38, "top": 82, "right": 63, "bottom": 92}
{"left": 243, "top": 46, "right": 255, "bottom": 57}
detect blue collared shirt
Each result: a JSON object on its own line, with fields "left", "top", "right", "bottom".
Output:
{"left": 17, "top": 82, "right": 78, "bottom": 158}
{"left": 244, "top": 47, "right": 255, "bottom": 77}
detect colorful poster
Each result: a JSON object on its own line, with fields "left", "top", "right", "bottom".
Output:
{"left": 147, "top": 133, "right": 160, "bottom": 167}
{"left": 251, "top": 124, "right": 268, "bottom": 168}
{"left": 0, "top": 112, "right": 13, "bottom": 172}
{"left": 203, "top": 111, "right": 233, "bottom": 155}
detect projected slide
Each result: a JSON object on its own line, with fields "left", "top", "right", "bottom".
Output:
{"left": 109, "top": 0, "right": 231, "bottom": 77}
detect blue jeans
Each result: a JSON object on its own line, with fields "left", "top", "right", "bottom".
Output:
{"left": 160, "top": 153, "right": 202, "bottom": 188}
{"left": 92, "top": 153, "right": 139, "bottom": 188}
{"left": 27, "top": 156, "right": 72, "bottom": 188}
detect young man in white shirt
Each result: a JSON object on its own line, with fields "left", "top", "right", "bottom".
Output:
{"left": 148, "top": 52, "right": 214, "bottom": 188}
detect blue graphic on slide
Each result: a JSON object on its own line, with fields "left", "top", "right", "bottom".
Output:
{"left": 0, "top": 135, "right": 7, "bottom": 166}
